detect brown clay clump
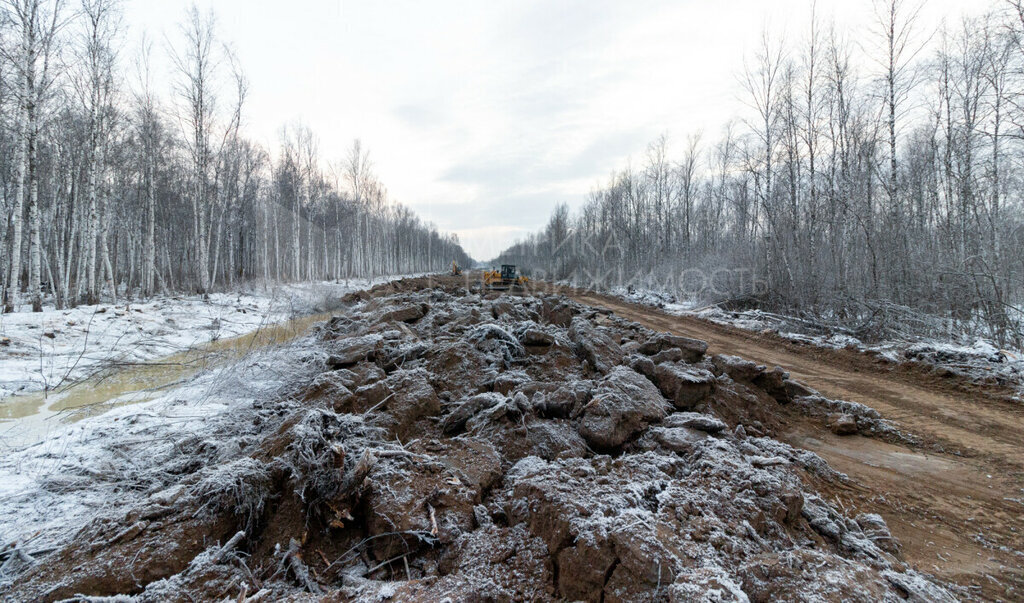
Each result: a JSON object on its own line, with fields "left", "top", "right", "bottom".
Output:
{"left": 1, "top": 282, "right": 956, "bottom": 602}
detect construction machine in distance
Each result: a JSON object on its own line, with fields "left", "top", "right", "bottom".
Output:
{"left": 451, "top": 261, "right": 462, "bottom": 276}
{"left": 483, "top": 264, "right": 529, "bottom": 291}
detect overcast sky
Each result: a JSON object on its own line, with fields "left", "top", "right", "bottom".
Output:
{"left": 123, "top": 0, "right": 990, "bottom": 260}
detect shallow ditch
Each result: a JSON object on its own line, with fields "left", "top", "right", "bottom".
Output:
{"left": 0, "top": 312, "right": 332, "bottom": 447}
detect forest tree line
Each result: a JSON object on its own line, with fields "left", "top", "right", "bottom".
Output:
{"left": 497, "top": 0, "right": 1024, "bottom": 347}
{"left": 0, "top": 0, "right": 472, "bottom": 313}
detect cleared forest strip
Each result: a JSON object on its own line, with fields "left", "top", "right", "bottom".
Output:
{"left": 2, "top": 276, "right": 957, "bottom": 601}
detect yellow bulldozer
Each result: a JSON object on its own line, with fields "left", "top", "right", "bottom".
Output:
{"left": 450, "top": 261, "right": 462, "bottom": 276}
{"left": 483, "top": 264, "right": 529, "bottom": 291}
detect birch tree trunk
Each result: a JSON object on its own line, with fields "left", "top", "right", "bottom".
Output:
{"left": 27, "top": 91, "right": 42, "bottom": 312}
{"left": 98, "top": 151, "right": 115, "bottom": 305}
{"left": 4, "top": 81, "right": 28, "bottom": 313}
{"left": 3, "top": 1, "right": 35, "bottom": 313}
{"left": 143, "top": 153, "right": 155, "bottom": 296}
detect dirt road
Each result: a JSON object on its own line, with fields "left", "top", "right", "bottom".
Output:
{"left": 560, "top": 287, "right": 1024, "bottom": 600}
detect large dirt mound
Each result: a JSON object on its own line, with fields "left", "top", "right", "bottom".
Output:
{"left": 2, "top": 282, "right": 956, "bottom": 602}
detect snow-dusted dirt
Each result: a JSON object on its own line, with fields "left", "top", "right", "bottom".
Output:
{"left": 0, "top": 276, "right": 958, "bottom": 601}
{"left": 558, "top": 284, "right": 1024, "bottom": 598}
{"left": 0, "top": 276, "right": 422, "bottom": 588}
{"left": 610, "top": 285, "right": 1024, "bottom": 396}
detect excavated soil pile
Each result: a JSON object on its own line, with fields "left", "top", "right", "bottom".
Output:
{"left": 4, "top": 282, "right": 957, "bottom": 602}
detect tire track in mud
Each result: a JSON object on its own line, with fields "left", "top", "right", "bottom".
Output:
{"left": 557, "top": 287, "right": 1024, "bottom": 599}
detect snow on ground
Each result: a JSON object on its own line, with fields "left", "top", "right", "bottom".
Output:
{"left": 610, "top": 285, "right": 1024, "bottom": 398}
{"left": 0, "top": 273, "right": 408, "bottom": 563}
{"left": 0, "top": 274, "right": 426, "bottom": 556}
{"left": 0, "top": 328, "right": 318, "bottom": 558}
{"left": 0, "top": 277, "right": 416, "bottom": 401}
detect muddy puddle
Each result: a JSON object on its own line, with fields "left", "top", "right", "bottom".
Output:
{"left": 0, "top": 312, "right": 331, "bottom": 447}
{"left": 787, "top": 431, "right": 958, "bottom": 477}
